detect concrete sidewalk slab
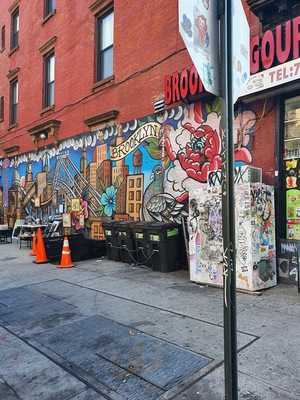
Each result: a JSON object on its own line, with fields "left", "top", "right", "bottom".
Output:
{"left": 171, "top": 366, "right": 300, "bottom": 400}
{"left": 0, "top": 243, "right": 300, "bottom": 399}
{"left": 64, "top": 271, "right": 224, "bottom": 324}
{"left": 0, "top": 281, "right": 216, "bottom": 400}
{"left": 0, "top": 294, "right": 83, "bottom": 337}
{"left": 28, "top": 279, "right": 256, "bottom": 359}
{"left": 32, "top": 315, "right": 210, "bottom": 391}
{"left": 68, "top": 389, "right": 108, "bottom": 399}
{"left": 0, "top": 327, "right": 87, "bottom": 400}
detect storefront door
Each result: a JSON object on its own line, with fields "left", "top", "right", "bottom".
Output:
{"left": 284, "top": 96, "right": 300, "bottom": 239}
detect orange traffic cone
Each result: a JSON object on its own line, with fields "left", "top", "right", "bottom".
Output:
{"left": 58, "top": 237, "right": 74, "bottom": 269}
{"left": 30, "top": 231, "right": 37, "bottom": 256}
{"left": 34, "top": 227, "right": 48, "bottom": 264}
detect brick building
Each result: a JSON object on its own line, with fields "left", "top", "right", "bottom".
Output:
{"left": 0, "top": 0, "right": 300, "bottom": 281}
{"left": 0, "top": 0, "right": 192, "bottom": 156}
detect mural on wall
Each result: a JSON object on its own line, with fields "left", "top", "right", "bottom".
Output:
{"left": 189, "top": 183, "right": 277, "bottom": 291}
{"left": 0, "top": 100, "right": 257, "bottom": 234}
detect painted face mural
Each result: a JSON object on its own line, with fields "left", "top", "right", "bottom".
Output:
{"left": 195, "top": 15, "right": 209, "bottom": 49}
{"left": 0, "top": 100, "right": 256, "bottom": 229}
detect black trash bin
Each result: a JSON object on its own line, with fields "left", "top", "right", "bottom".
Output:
{"left": 87, "top": 238, "right": 106, "bottom": 259}
{"left": 45, "top": 234, "right": 106, "bottom": 263}
{"left": 143, "top": 223, "right": 182, "bottom": 272}
{"left": 45, "top": 234, "right": 88, "bottom": 263}
{"left": 45, "top": 236, "right": 64, "bottom": 262}
{"left": 131, "top": 221, "right": 152, "bottom": 264}
{"left": 115, "top": 221, "right": 135, "bottom": 264}
{"left": 68, "top": 233, "right": 90, "bottom": 261}
{"left": 103, "top": 221, "right": 120, "bottom": 261}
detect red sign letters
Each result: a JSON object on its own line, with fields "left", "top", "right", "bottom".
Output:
{"left": 251, "top": 16, "right": 300, "bottom": 74}
{"left": 164, "top": 66, "right": 205, "bottom": 105}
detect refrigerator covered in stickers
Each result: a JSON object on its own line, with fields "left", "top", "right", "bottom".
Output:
{"left": 188, "top": 183, "right": 277, "bottom": 292}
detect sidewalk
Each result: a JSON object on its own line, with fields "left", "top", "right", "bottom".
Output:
{"left": 0, "top": 243, "right": 299, "bottom": 399}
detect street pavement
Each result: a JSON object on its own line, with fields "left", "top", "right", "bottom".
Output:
{"left": 0, "top": 243, "right": 299, "bottom": 399}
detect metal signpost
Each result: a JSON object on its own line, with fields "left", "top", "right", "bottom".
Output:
{"left": 220, "top": 0, "right": 238, "bottom": 398}
{"left": 179, "top": 1, "right": 250, "bottom": 399}
{"left": 221, "top": 2, "right": 249, "bottom": 399}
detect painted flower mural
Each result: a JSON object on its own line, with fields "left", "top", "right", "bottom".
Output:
{"left": 163, "top": 103, "right": 256, "bottom": 205}
{"left": 177, "top": 122, "right": 222, "bottom": 183}
{"left": 100, "top": 186, "right": 117, "bottom": 217}
{"left": 163, "top": 110, "right": 222, "bottom": 203}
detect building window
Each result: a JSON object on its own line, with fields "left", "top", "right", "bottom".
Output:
{"left": 129, "top": 204, "right": 134, "bottom": 213}
{"left": 11, "top": 8, "right": 19, "bottom": 50}
{"left": 44, "top": 0, "right": 56, "bottom": 18}
{"left": 96, "top": 9, "right": 114, "bottom": 81}
{"left": 1, "top": 26, "right": 5, "bottom": 51}
{"left": 0, "top": 96, "right": 4, "bottom": 121}
{"left": 137, "top": 178, "right": 142, "bottom": 188}
{"left": 10, "top": 79, "right": 18, "bottom": 125}
{"left": 136, "top": 191, "right": 141, "bottom": 201}
{"left": 129, "top": 179, "right": 134, "bottom": 188}
{"left": 44, "top": 52, "right": 55, "bottom": 108}
{"left": 129, "top": 191, "right": 134, "bottom": 201}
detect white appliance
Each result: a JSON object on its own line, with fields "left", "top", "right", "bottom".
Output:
{"left": 188, "top": 183, "right": 277, "bottom": 292}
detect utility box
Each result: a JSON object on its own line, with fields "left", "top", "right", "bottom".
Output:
{"left": 189, "top": 183, "right": 277, "bottom": 292}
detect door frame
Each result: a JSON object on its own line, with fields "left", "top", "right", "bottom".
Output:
{"left": 277, "top": 91, "right": 300, "bottom": 243}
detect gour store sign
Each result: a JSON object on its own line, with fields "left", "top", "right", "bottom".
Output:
{"left": 242, "top": 15, "right": 300, "bottom": 96}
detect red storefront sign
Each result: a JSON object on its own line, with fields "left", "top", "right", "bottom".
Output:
{"left": 164, "top": 66, "right": 206, "bottom": 105}
{"left": 167, "top": 16, "right": 300, "bottom": 101}
{"left": 251, "top": 16, "right": 300, "bottom": 74}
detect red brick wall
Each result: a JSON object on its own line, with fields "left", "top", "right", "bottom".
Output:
{"left": 0, "top": 0, "right": 191, "bottom": 155}
{"left": 0, "top": 0, "right": 277, "bottom": 184}
{"left": 249, "top": 99, "right": 277, "bottom": 185}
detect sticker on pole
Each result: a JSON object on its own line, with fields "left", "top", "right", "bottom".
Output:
{"left": 179, "top": 0, "right": 220, "bottom": 96}
{"left": 232, "top": 0, "right": 250, "bottom": 103}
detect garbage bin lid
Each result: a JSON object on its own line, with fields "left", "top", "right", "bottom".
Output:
{"left": 102, "top": 220, "right": 119, "bottom": 227}
{"left": 131, "top": 221, "right": 153, "bottom": 229}
{"left": 144, "top": 222, "right": 179, "bottom": 229}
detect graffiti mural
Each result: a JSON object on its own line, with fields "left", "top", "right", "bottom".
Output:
{"left": 189, "top": 183, "right": 277, "bottom": 291}
{"left": 0, "top": 100, "right": 256, "bottom": 237}
{"left": 189, "top": 188, "right": 224, "bottom": 286}
{"left": 278, "top": 239, "right": 299, "bottom": 283}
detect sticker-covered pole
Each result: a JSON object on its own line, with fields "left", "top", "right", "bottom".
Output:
{"left": 220, "top": 0, "right": 238, "bottom": 398}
